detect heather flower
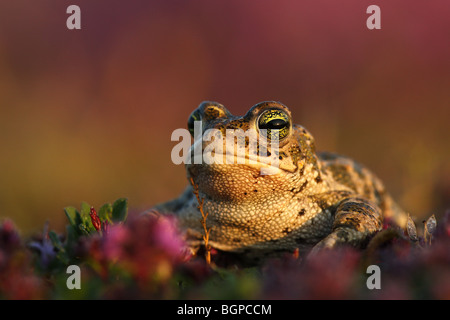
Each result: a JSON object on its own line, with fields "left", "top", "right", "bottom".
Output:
{"left": 261, "top": 248, "right": 360, "bottom": 299}
{"left": 102, "top": 223, "right": 129, "bottom": 261}
{"left": 0, "top": 219, "right": 21, "bottom": 254}
{"left": 1, "top": 270, "right": 45, "bottom": 300}
{"left": 0, "top": 220, "right": 47, "bottom": 299}
{"left": 0, "top": 219, "right": 23, "bottom": 271}
{"left": 152, "top": 215, "right": 190, "bottom": 259}
{"left": 86, "top": 213, "right": 190, "bottom": 290}
{"left": 27, "top": 222, "right": 57, "bottom": 269}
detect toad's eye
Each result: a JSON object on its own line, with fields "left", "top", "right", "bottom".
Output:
{"left": 257, "top": 109, "right": 290, "bottom": 140}
{"left": 188, "top": 110, "right": 201, "bottom": 136}
{"left": 188, "top": 102, "right": 231, "bottom": 137}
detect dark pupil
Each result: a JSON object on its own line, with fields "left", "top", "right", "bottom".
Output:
{"left": 260, "top": 119, "right": 287, "bottom": 130}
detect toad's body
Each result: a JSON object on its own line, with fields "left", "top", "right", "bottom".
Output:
{"left": 155, "top": 101, "right": 406, "bottom": 258}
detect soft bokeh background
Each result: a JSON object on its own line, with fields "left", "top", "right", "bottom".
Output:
{"left": 0, "top": 0, "right": 448, "bottom": 235}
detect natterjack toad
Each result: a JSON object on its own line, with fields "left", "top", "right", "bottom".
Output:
{"left": 154, "top": 101, "right": 406, "bottom": 260}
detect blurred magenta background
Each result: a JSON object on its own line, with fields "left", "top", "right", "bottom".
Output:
{"left": 0, "top": 0, "right": 449, "bottom": 234}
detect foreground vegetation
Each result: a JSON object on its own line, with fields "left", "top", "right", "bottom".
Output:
{"left": 0, "top": 199, "right": 449, "bottom": 299}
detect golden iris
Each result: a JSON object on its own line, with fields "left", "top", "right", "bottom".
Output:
{"left": 257, "top": 109, "right": 290, "bottom": 141}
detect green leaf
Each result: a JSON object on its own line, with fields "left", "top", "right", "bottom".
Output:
{"left": 80, "top": 202, "right": 95, "bottom": 233}
{"left": 65, "top": 224, "right": 78, "bottom": 256}
{"left": 78, "top": 224, "right": 90, "bottom": 235}
{"left": 64, "top": 207, "right": 80, "bottom": 227}
{"left": 80, "top": 201, "right": 91, "bottom": 217}
{"left": 112, "top": 198, "right": 128, "bottom": 223}
{"left": 98, "top": 203, "right": 113, "bottom": 223}
{"left": 64, "top": 207, "right": 86, "bottom": 236}
{"left": 49, "top": 231, "right": 70, "bottom": 265}
{"left": 49, "top": 231, "right": 64, "bottom": 252}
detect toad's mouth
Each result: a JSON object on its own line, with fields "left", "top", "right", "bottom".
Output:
{"left": 187, "top": 138, "right": 298, "bottom": 174}
{"left": 187, "top": 148, "right": 282, "bottom": 176}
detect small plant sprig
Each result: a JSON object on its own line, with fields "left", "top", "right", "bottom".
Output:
{"left": 190, "top": 177, "right": 212, "bottom": 265}
{"left": 28, "top": 198, "right": 128, "bottom": 274}
{"left": 64, "top": 198, "right": 128, "bottom": 237}
{"left": 406, "top": 213, "right": 437, "bottom": 246}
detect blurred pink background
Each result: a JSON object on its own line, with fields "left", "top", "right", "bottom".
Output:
{"left": 0, "top": 0, "right": 449, "bottom": 234}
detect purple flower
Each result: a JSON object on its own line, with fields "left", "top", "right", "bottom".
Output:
{"left": 27, "top": 222, "right": 56, "bottom": 268}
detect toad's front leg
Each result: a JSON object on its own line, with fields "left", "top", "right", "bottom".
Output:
{"left": 310, "top": 197, "right": 383, "bottom": 254}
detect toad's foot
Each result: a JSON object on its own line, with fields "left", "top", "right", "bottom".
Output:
{"left": 309, "top": 197, "right": 383, "bottom": 256}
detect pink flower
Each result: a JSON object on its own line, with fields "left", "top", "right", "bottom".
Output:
{"left": 152, "top": 215, "right": 190, "bottom": 260}
{"left": 0, "top": 219, "right": 21, "bottom": 254}
{"left": 102, "top": 224, "right": 129, "bottom": 261}
{"left": 86, "top": 213, "right": 190, "bottom": 284}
